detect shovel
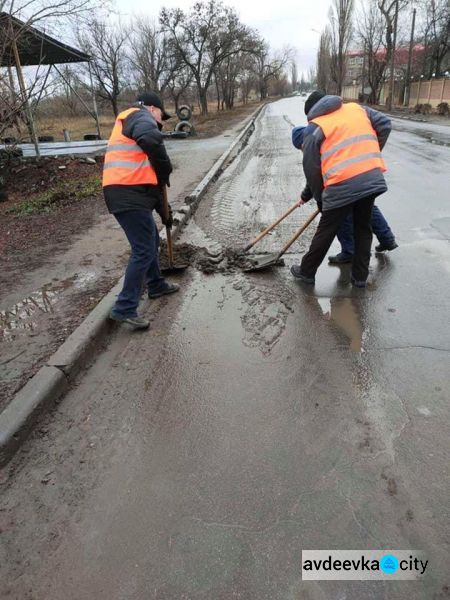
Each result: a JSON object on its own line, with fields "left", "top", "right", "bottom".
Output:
{"left": 243, "top": 201, "right": 301, "bottom": 252}
{"left": 244, "top": 208, "right": 320, "bottom": 272}
{"left": 160, "top": 185, "right": 189, "bottom": 273}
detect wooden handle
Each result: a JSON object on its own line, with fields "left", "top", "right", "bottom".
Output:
{"left": 166, "top": 226, "right": 174, "bottom": 268}
{"left": 277, "top": 209, "right": 320, "bottom": 259}
{"left": 244, "top": 202, "right": 300, "bottom": 251}
{"left": 161, "top": 184, "right": 170, "bottom": 222}
{"left": 162, "top": 185, "right": 174, "bottom": 267}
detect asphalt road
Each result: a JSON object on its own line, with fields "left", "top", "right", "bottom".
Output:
{"left": 1, "top": 97, "right": 449, "bottom": 600}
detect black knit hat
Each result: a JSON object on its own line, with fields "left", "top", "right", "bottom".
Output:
{"left": 136, "top": 91, "right": 172, "bottom": 120}
{"left": 305, "top": 91, "right": 326, "bottom": 116}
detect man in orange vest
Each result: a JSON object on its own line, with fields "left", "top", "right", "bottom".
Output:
{"left": 103, "top": 91, "right": 178, "bottom": 330}
{"left": 291, "top": 91, "right": 392, "bottom": 288}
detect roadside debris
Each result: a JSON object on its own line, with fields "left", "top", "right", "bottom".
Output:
{"left": 159, "top": 242, "right": 279, "bottom": 274}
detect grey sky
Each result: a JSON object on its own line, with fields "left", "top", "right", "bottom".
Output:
{"left": 114, "top": 0, "right": 332, "bottom": 74}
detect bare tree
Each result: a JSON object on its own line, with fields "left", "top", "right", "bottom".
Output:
{"left": 269, "top": 71, "right": 290, "bottom": 97}
{"left": 216, "top": 50, "right": 252, "bottom": 109}
{"left": 316, "top": 29, "right": 332, "bottom": 92}
{"left": 419, "top": 0, "right": 449, "bottom": 77}
{"left": 252, "top": 41, "right": 295, "bottom": 100}
{"left": 160, "top": 1, "right": 256, "bottom": 114}
{"left": 307, "top": 65, "right": 317, "bottom": 88}
{"left": 78, "top": 19, "right": 128, "bottom": 117}
{"left": 1, "top": 0, "right": 103, "bottom": 26}
{"left": 0, "top": 0, "right": 102, "bottom": 145}
{"left": 128, "top": 18, "right": 175, "bottom": 94}
{"left": 237, "top": 54, "right": 258, "bottom": 104}
{"left": 165, "top": 63, "right": 193, "bottom": 112}
{"left": 53, "top": 65, "right": 80, "bottom": 115}
{"left": 328, "top": 0, "right": 355, "bottom": 94}
{"left": 291, "top": 61, "right": 298, "bottom": 91}
{"left": 356, "top": 0, "right": 388, "bottom": 103}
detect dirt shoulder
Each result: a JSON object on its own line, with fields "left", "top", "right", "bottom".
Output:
{"left": 0, "top": 102, "right": 264, "bottom": 411}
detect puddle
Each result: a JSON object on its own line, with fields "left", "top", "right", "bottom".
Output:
{"left": 317, "top": 296, "right": 364, "bottom": 352}
{"left": 0, "top": 271, "right": 97, "bottom": 341}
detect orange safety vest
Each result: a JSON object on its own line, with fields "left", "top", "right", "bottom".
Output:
{"left": 310, "top": 102, "right": 386, "bottom": 187}
{"left": 102, "top": 108, "right": 158, "bottom": 187}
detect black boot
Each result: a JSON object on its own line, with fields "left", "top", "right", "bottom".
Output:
{"left": 328, "top": 252, "right": 353, "bottom": 264}
{"left": 375, "top": 240, "right": 398, "bottom": 253}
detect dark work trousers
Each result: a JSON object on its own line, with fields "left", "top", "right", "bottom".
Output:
{"left": 337, "top": 205, "right": 395, "bottom": 256}
{"left": 112, "top": 209, "right": 166, "bottom": 317}
{"left": 300, "top": 196, "right": 376, "bottom": 281}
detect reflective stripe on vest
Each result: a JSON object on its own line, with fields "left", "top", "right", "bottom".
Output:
{"left": 311, "top": 103, "right": 386, "bottom": 187}
{"left": 102, "top": 107, "right": 158, "bottom": 187}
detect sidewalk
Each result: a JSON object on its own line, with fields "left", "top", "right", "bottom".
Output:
{"left": 0, "top": 119, "right": 251, "bottom": 412}
{"left": 390, "top": 116, "right": 450, "bottom": 146}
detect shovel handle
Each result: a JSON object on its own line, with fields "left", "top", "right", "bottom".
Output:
{"left": 244, "top": 202, "right": 300, "bottom": 252}
{"left": 162, "top": 185, "right": 174, "bottom": 268}
{"left": 277, "top": 208, "right": 320, "bottom": 259}
{"left": 166, "top": 226, "right": 174, "bottom": 268}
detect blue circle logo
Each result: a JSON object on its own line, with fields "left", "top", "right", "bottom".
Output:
{"left": 380, "top": 554, "right": 399, "bottom": 574}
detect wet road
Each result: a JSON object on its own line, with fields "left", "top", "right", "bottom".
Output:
{"left": 1, "top": 97, "right": 449, "bottom": 599}
{"left": 0, "top": 128, "right": 241, "bottom": 411}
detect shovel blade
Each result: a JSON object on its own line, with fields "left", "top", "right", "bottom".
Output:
{"left": 161, "top": 262, "right": 189, "bottom": 273}
{"left": 242, "top": 254, "right": 284, "bottom": 272}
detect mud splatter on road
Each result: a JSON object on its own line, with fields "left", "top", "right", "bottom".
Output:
{"left": 159, "top": 242, "right": 283, "bottom": 275}
{"left": 232, "top": 274, "right": 295, "bottom": 354}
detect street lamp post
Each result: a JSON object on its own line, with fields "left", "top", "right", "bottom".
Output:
{"left": 387, "top": 0, "right": 399, "bottom": 111}
{"left": 404, "top": 7, "right": 417, "bottom": 106}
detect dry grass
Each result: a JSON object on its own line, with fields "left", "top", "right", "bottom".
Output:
{"left": 190, "top": 101, "right": 265, "bottom": 137}
{"left": 2, "top": 98, "right": 267, "bottom": 143}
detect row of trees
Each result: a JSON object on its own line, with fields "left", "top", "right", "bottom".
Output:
{"left": 1, "top": 0, "right": 299, "bottom": 140}
{"left": 315, "top": 0, "right": 449, "bottom": 105}
{"left": 79, "top": 2, "right": 296, "bottom": 117}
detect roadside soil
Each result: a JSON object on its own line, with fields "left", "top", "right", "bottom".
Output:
{"left": 0, "top": 104, "right": 262, "bottom": 411}
{"left": 0, "top": 156, "right": 104, "bottom": 277}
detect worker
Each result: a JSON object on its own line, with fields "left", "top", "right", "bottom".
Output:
{"left": 291, "top": 128, "right": 398, "bottom": 263}
{"left": 103, "top": 91, "right": 179, "bottom": 330}
{"left": 290, "top": 91, "right": 392, "bottom": 288}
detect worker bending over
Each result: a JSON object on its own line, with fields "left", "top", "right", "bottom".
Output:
{"left": 291, "top": 91, "right": 392, "bottom": 288}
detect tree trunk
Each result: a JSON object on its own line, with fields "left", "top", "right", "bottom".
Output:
{"left": 199, "top": 88, "right": 208, "bottom": 115}
{"left": 111, "top": 95, "right": 119, "bottom": 117}
{"left": 214, "top": 73, "right": 220, "bottom": 112}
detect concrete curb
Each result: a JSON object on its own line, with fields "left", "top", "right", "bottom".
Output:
{"left": 0, "top": 367, "right": 68, "bottom": 466}
{"left": 0, "top": 102, "right": 267, "bottom": 466}
{"left": 161, "top": 102, "right": 266, "bottom": 242}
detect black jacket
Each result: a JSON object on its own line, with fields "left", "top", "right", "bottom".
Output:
{"left": 103, "top": 106, "right": 173, "bottom": 215}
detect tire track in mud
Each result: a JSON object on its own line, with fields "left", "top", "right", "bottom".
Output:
{"left": 203, "top": 112, "right": 305, "bottom": 250}
{"left": 232, "top": 274, "right": 296, "bottom": 354}
{"left": 176, "top": 105, "right": 315, "bottom": 354}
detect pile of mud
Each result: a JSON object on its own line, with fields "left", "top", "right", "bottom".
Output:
{"left": 159, "top": 243, "right": 278, "bottom": 274}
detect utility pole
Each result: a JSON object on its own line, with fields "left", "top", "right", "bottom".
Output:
{"left": 10, "top": 20, "right": 40, "bottom": 157}
{"left": 387, "top": 0, "right": 399, "bottom": 111}
{"left": 361, "top": 46, "right": 366, "bottom": 101}
{"left": 404, "top": 7, "right": 417, "bottom": 106}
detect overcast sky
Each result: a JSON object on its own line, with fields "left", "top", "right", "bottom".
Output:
{"left": 114, "top": 0, "right": 332, "bottom": 74}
